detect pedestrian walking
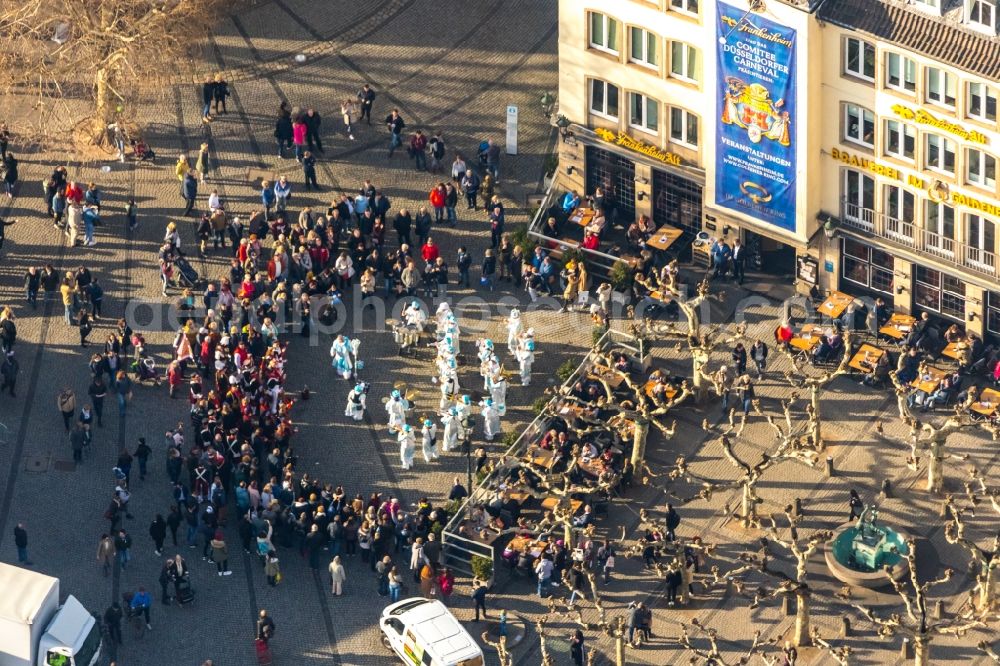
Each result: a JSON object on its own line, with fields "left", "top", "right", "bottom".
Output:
{"left": 104, "top": 603, "right": 123, "bottom": 646}
{"left": 388, "top": 566, "right": 403, "bottom": 602}
{"left": 665, "top": 504, "right": 681, "bottom": 542}
{"left": 302, "top": 151, "right": 318, "bottom": 191}
{"left": 125, "top": 198, "right": 138, "bottom": 232}
{"left": 304, "top": 108, "right": 323, "bottom": 153}
{"left": 428, "top": 132, "right": 445, "bottom": 173}
{"left": 570, "top": 629, "right": 585, "bottom": 666}
{"left": 328, "top": 555, "right": 346, "bottom": 595}
{"left": 115, "top": 370, "right": 133, "bottom": 417}
{"left": 292, "top": 117, "right": 307, "bottom": 162}
{"left": 135, "top": 438, "right": 151, "bottom": 480}
{"left": 96, "top": 533, "right": 116, "bottom": 576}
{"left": 3, "top": 152, "right": 18, "bottom": 198}
{"left": 211, "top": 529, "right": 231, "bottom": 576}
{"left": 114, "top": 528, "right": 132, "bottom": 570}
{"left": 200, "top": 76, "right": 216, "bottom": 123}
{"left": 341, "top": 99, "right": 356, "bottom": 141}
{"left": 1, "top": 351, "right": 18, "bottom": 398}
{"left": 357, "top": 83, "right": 376, "bottom": 125}
{"left": 256, "top": 610, "right": 276, "bottom": 645}
{"left": 0, "top": 123, "right": 9, "bottom": 162}
{"left": 409, "top": 130, "right": 427, "bottom": 171}
{"left": 849, "top": 489, "right": 864, "bottom": 520}
{"left": 58, "top": 387, "right": 76, "bottom": 430}
{"left": 77, "top": 309, "right": 92, "bottom": 347}
{"left": 212, "top": 74, "right": 229, "bottom": 114}
{"left": 195, "top": 143, "right": 210, "bottom": 184}
{"left": 181, "top": 170, "right": 198, "bottom": 217}
{"left": 385, "top": 109, "right": 405, "bottom": 157}
{"left": 274, "top": 109, "right": 293, "bottom": 158}
{"left": 14, "top": 522, "right": 31, "bottom": 565}
{"left": 471, "top": 578, "right": 487, "bottom": 621}
{"left": 149, "top": 515, "right": 167, "bottom": 556}
{"left": 460, "top": 170, "right": 480, "bottom": 210}
{"left": 751, "top": 339, "right": 768, "bottom": 379}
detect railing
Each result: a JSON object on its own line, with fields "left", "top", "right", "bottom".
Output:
{"left": 840, "top": 199, "right": 997, "bottom": 278}
{"left": 441, "top": 328, "right": 645, "bottom": 573}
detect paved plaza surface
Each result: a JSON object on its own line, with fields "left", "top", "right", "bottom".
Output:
{"left": 0, "top": 1, "right": 998, "bottom": 665}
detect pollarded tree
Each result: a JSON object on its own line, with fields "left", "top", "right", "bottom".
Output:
{"left": 0, "top": 0, "right": 226, "bottom": 142}
{"left": 944, "top": 500, "right": 1000, "bottom": 613}
{"left": 852, "top": 538, "right": 992, "bottom": 666}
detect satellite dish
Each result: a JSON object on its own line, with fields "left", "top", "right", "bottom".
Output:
{"left": 294, "top": 54, "right": 307, "bottom": 63}
{"left": 100, "top": 165, "right": 112, "bottom": 173}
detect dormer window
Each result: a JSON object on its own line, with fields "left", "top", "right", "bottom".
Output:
{"left": 968, "top": 0, "right": 996, "bottom": 30}
{"left": 912, "top": 0, "right": 941, "bottom": 13}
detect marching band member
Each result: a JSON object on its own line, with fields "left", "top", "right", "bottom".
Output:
{"left": 398, "top": 424, "right": 416, "bottom": 470}
{"left": 421, "top": 419, "right": 439, "bottom": 462}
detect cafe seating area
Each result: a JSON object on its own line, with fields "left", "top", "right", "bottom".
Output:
{"left": 784, "top": 290, "right": 1000, "bottom": 422}
{"left": 444, "top": 331, "right": 684, "bottom": 571}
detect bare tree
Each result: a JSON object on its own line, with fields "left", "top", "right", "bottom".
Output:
{"left": 0, "top": 0, "right": 226, "bottom": 142}
{"left": 852, "top": 538, "right": 990, "bottom": 666}
{"left": 778, "top": 328, "right": 854, "bottom": 451}
{"left": 809, "top": 626, "right": 853, "bottom": 665}
{"left": 944, "top": 500, "right": 1000, "bottom": 612}
{"left": 676, "top": 617, "right": 777, "bottom": 664}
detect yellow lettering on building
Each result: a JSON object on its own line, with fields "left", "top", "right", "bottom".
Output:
{"left": 594, "top": 128, "right": 682, "bottom": 167}
{"left": 951, "top": 192, "right": 1000, "bottom": 217}
{"left": 829, "top": 147, "right": 900, "bottom": 180}
{"left": 890, "top": 104, "right": 989, "bottom": 145}
{"left": 907, "top": 174, "right": 925, "bottom": 188}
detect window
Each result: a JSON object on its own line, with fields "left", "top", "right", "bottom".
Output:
{"left": 926, "top": 67, "right": 957, "bottom": 107}
{"left": 966, "top": 214, "right": 996, "bottom": 271}
{"left": 843, "top": 169, "right": 875, "bottom": 228}
{"left": 886, "top": 53, "right": 917, "bottom": 92}
{"left": 925, "top": 200, "right": 956, "bottom": 257}
{"left": 966, "top": 147, "right": 997, "bottom": 188}
{"left": 844, "top": 104, "right": 875, "bottom": 147}
{"left": 670, "top": 0, "right": 699, "bottom": 14}
{"left": 628, "top": 92, "right": 659, "bottom": 134}
{"left": 589, "top": 13, "right": 620, "bottom": 54}
{"left": 925, "top": 134, "right": 956, "bottom": 173}
{"left": 845, "top": 38, "right": 875, "bottom": 80}
{"left": 669, "top": 107, "right": 698, "bottom": 147}
{"left": 969, "top": 0, "right": 996, "bottom": 29}
{"left": 884, "top": 119, "right": 916, "bottom": 160}
{"left": 967, "top": 82, "right": 998, "bottom": 122}
{"left": 987, "top": 292, "right": 1000, "bottom": 334}
{"left": 885, "top": 185, "right": 915, "bottom": 221}
{"left": 670, "top": 42, "right": 698, "bottom": 82}
{"left": 915, "top": 266, "right": 966, "bottom": 321}
{"left": 589, "top": 79, "right": 620, "bottom": 119}
{"left": 629, "top": 27, "right": 659, "bottom": 68}
{"left": 913, "top": 0, "right": 941, "bottom": 10}
{"left": 841, "top": 239, "right": 895, "bottom": 294}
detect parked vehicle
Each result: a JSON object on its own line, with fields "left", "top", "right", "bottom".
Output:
{"left": 379, "top": 598, "right": 483, "bottom": 666}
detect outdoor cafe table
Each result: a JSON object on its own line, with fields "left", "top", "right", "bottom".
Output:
{"left": 502, "top": 488, "right": 532, "bottom": 505}
{"left": 789, "top": 323, "right": 824, "bottom": 354}
{"left": 941, "top": 341, "right": 967, "bottom": 361}
{"left": 568, "top": 207, "right": 595, "bottom": 227}
{"left": 848, "top": 344, "right": 885, "bottom": 373}
{"left": 576, "top": 456, "right": 606, "bottom": 478}
{"left": 970, "top": 387, "right": 1000, "bottom": 418}
{"left": 817, "top": 291, "right": 855, "bottom": 320}
{"left": 910, "top": 366, "right": 948, "bottom": 395}
{"left": 588, "top": 367, "right": 625, "bottom": 389}
{"left": 522, "top": 445, "right": 556, "bottom": 471}
{"left": 508, "top": 535, "right": 549, "bottom": 558}
{"left": 540, "top": 497, "right": 584, "bottom": 514}
{"left": 645, "top": 226, "right": 684, "bottom": 252}
{"left": 879, "top": 313, "right": 916, "bottom": 340}
{"left": 644, "top": 379, "right": 678, "bottom": 401}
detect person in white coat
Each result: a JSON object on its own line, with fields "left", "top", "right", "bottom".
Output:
{"left": 345, "top": 383, "right": 366, "bottom": 421}
{"left": 330, "top": 335, "right": 353, "bottom": 380}
{"left": 506, "top": 309, "right": 523, "bottom": 352}
{"left": 420, "top": 419, "right": 438, "bottom": 462}
{"left": 435, "top": 302, "right": 452, "bottom": 339}
{"left": 439, "top": 367, "right": 459, "bottom": 410}
{"left": 456, "top": 395, "right": 473, "bottom": 430}
{"left": 481, "top": 354, "right": 500, "bottom": 390}
{"left": 441, "top": 407, "right": 463, "bottom": 452}
{"left": 402, "top": 300, "right": 427, "bottom": 330}
{"left": 386, "top": 390, "right": 408, "bottom": 431}
{"left": 480, "top": 398, "right": 501, "bottom": 441}
{"left": 490, "top": 373, "right": 508, "bottom": 416}
{"left": 398, "top": 424, "right": 416, "bottom": 470}
{"left": 516, "top": 340, "right": 535, "bottom": 386}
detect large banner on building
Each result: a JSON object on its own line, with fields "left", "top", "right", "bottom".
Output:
{"left": 715, "top": 3, "right": 797, "bottom": 232}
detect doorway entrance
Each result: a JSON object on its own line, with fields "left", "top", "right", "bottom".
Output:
{"left": 744, "top": 230, "right": 796, "bottom": 275}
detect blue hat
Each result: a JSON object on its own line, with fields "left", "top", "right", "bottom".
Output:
{"left": 424, "top": 419, "right": 432, "bottom": 427}
{"left": 391, "top": 389, "right": 401, "bottom": 398}
{"left": 402, "top": 424, "right": 412, "bottom": 432}
{"left": 354, "top": 384, "right": 364, "bottom": 393}
{"left": 462, "top": 395, "right": 471, "bottom": 404}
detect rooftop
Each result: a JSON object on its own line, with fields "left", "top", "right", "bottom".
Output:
{"left": 817, "top": 0, "right": 1000, "bottom": 80}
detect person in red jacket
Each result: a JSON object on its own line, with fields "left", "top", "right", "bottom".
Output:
{"left": 429, "top": 184, "right": 446, "bottom": 223}
{"left": 421, "top": 238, "right": 440, "bottom": 264}
{"left": 167, "top": 361, "right": 183, "bottom": 398}
{"left": 582, "top": 231, "right": 599, "bottom": 251}
{"left": 410, "top": 130, "right": 428, "bottom": 171}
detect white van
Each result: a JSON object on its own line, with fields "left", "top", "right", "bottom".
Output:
{"left": 379, "top": 598, "right": 484, "bottom": 666}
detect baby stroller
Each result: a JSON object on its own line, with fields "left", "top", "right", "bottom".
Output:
{"left": 175, "top": 256, "right": 200, "bottom": 288}
{"left": 174, "top": 575, "right": 195, "bottom": 607}
{"left": 130, "top": 357, "right": 160, "bottom": 385}
{"left": 476, "top": 140, "right": 490, "bottom": 168}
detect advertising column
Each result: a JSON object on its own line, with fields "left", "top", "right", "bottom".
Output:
{"left": 715, "top": 3, "right": 798, "bottom": 233}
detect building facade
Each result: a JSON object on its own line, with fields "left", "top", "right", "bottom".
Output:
{"left": 556, "top": 0, "right": 823, "bottom": 274}
{"left": 815, "top": 0, "right": 1000, "bottom": 340}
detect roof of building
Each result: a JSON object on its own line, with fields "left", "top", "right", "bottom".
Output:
{"left": 817, "top": 0, "right": 1000, "bottom": 80}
